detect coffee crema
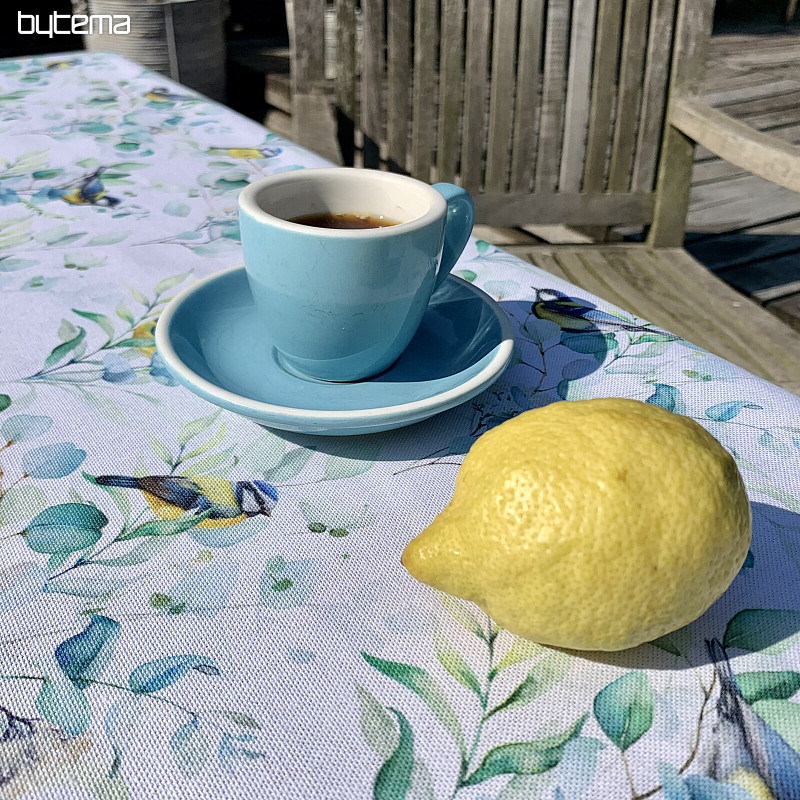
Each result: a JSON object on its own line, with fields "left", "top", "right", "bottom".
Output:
{"left": 289, "top": 211, "right": 399, "bottom": 230}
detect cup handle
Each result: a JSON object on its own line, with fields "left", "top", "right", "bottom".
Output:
{"left": 432, "top": 183, "right": 475, "bottom": 292}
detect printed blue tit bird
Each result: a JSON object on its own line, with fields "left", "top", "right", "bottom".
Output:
{"left": 45, "top": 60, "right": 77, "bottom": 70}
{"left": 144, "top": 86, "right": 197, "bottom": 104}
{"left": 703, "top": 638, "right": 800, "bottom": 800}
{"left": 207, "top": 145, "right": 283, "bottom": 159}
{"left": 94, "top": 475, "right": 278, "bottom": 529}
{"left": 49, "top": 168, "right": 120, "bottom": 207}
{"left": 532, "top": 288, "right": 678, "bottom": 338}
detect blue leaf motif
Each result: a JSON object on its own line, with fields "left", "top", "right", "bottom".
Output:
{"left": 705, "top": 401, "right": 762, "bottom": 422}
{"left": 102, "top": 353, "right": 136, "bottom": 384}
{"left": 168, "top": 561, "right": 239, "bottom": 617}
{"left": 759, "top": 430, "right": 794, "bottom": 457}
{"left": 447, "top": 436, "right": 475, "bottom": 455}
{"left": 55, "top": 615, "right": 121, "bottom": 688}
{"left": 150, "top": 351, "right": 177, "bottom": 386}
{"left": 35, "top": 667, "right": 90, "bottom": 736}
{"left": 22, "top": 442, "right": 86, "bottom": 479}
{"left": 26, "top": 503, "right": 108, "bottom": 554}
{"left": 646, "top": 384, "right": 683, "bottom": 414}
{"left": 683, "top": 775, "right": 755, "bottom": 799}
{"left": 129, "top": 655, "right": 219, "bottom": 693}
{"left": 170, "top": 718, "right": 208, "bottom": 777}
{"left": 1, "top": 414, "right": 52, "bottom": 443}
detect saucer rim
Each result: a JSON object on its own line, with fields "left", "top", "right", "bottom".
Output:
{"left": 154, "top": 265, "right": 514, "bottom": 422}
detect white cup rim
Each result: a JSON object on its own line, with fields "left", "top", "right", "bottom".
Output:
{"left": 237, "top": 167, "right": 448, "bottom": 238}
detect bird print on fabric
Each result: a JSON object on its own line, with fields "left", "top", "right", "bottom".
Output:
{"left": 94, "top": 475, "right": 279, "bottom": 530}
{"left": 703, "top": 639, "right": 800, "bottom": 800}
{"left": 46, "top": 168, "right": 120, "bottom": 207}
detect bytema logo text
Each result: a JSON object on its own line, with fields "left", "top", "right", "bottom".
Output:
{"left": 18, "top": 11, "right": 131, "bottom": 37}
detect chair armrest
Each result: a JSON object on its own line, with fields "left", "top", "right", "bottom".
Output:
{"left": 669, "top": 94, "right": 800, "bottom": 194}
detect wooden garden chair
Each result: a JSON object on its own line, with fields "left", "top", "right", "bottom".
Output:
{"left": 284, "top": 0, "right": 800, "bottom": 394}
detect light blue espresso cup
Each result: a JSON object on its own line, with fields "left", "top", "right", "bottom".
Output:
{"left": 238, "top": 168, "right": 474, "bottom": 382}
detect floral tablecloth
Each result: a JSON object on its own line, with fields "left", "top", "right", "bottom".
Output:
{"left": 1, "top": 52, "right": 800, "bottom": 800}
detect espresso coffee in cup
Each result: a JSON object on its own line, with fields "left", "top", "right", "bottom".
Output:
{"left": 290, "top": 211, "right": 399, "bottom": 230}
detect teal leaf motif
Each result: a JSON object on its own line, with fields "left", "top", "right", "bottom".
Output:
{"left": 436, "top": 592, "right": 485, "bottom": 639}
{"left": 55, "top": 614, "right": 121, "bottom": 688}
{"left": 736, "top": 671, "right": 800, "bottom": 703}
{"left": 72, "top": 309, "right": 115, "bottom": 341}
{"left": 705, "top": 401, "right": 762, "bottom": 422}
{"left": 751, "top": 699, "right": 800, "bottom": 752}
{"left": 593, "top": 671, "right": 654, "bottom": 751}
{"left": 1, "top": 413, "right": 52, "bottom": 442}
{"left": 723, "top": 609, "right": 800, "bottom": 654}
{"left": 129, "top": 654, "right": 219, "bottom": 694}
{"left": 646, "top": 384, "right": 683, "bottom": 413}
{"left": 362, "top": 652, "right": 464, "bottom": 752}
{"left": 0, "top": 394, "right": 10, "bottom": 413}
{"left": 36, "top": 667, "right": 91, "bottom": 736}
{"left": 44, "top": 326, "right": 86, "bottom": 368}
{"left": 22, "top": 442, "right": 86, "bottom": 478}
{"left": 118, "top": 508, "right": 213, "bottom": 541}
{"left": 433, "top": 627, "right": 482, "bottom": 696}
{"left": 26, "top": 502, "right": 107, "bottom": 554}
{"left": 374, "top": 709, "right": 415, "bottom": 800}
{"left": 487, "top": 651, "right": 573, "bottom": 718}
{"left": 171, "top": 719, "right": 208, "bottom": 777}
{"left": 463, "top": 715, "right": 587, "bottom": 785}
{"left": 259, "top": 558, "right": 317, "bottom": 609}
{"left": 177, "top": 410, "right": 221, "bottom": 448}
{"left": 356, "top": 684, "right": 399, "bottom": 760}
{"left": 264, "top": 447, "right": 314, "bottom": 482}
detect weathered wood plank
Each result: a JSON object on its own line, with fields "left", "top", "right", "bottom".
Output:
{"left": 361, "top": 0, "right": 384, "bottom": 168}
{"left": 509, "top": 0, "right": 545, "bottom": 193}
{"left": 631, "top": 0, "right": 677, "bottom": 192}
{"left": 582, "top": 0, "right": 624, "bottom": 192}
{"left": 671, "top": 96, "right": 800, "bottom": 195}
{"left": 559, "top": 0, "right": 598, "bottom": 192}
{"left": 485, "top": 0, "right": 520, "bottom": 191}
{"left": 647, "top": 0, "right": 715, "bottom": 247}
{"left": 410, "top": 0, "right": 438, "bottom": 181}
{"left": 436, "top": 0, "right": 465, "bottom": 183}
{"left": 286, "top": 0, "right": 325, "bottom": 93}
{"left": 386, "top": 0, "right": 411, "bottom": 172}
{"left": 607, "top": 0, "right": 651, "bottom": 191}
{"left": 335, "top": 0, "right": 357, "bottom": 166}
{"left": 474, "top": 192, "right": 654, "bottom": 226}
{"left": 460, "top": 0, "right": 491, "bottom": 193}
{"left": 534, "top": 0, "right": 569, "bottom": 193}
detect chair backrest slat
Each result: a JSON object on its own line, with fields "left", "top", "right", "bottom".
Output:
{"left": 534, "top": 0, "right": 570, "bottom": 193}
{"left": 289, "top": 0, "right": 717, "bottom": 228}
{"left": 460, "top": 0, "right": 491, "bottom": 194}
{"left": 410, "top": 0, "right": 439, "bottom": 181}
{"left": 335, "top": 0, "right": 357, "bottom": 167}
{"left": 386, "top": 0, "right": 412, "bottom": 173}
{"left": 581, "top": 0, "right": 624, "bottom": 193}
{"left": 607, "top": 0, "right": 651, "bottom": 191}
{"left": 485, "top": 0, "right": 520, "bottom": 192}
{"left": 631, "top": 0, "right": 678, "bottom": 192}
{"left": 559, "top": 0, "right": 598, "bottom": 192}
{"left": 509, "top": 0, "right": 545, "bottom": 193}
{"left": 436, "top": 0, "right": 466, "bottom": 183}
{"left": 361, "top": 0, "right": 384, "bottom": 168}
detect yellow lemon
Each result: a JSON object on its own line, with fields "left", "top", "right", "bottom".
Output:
{"left": 402, "top": 398, "right": 751, "bottom": 651}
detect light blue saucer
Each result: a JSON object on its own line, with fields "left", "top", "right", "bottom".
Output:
{"left": 155, "top": 266, "right": 514, "bottom": 435}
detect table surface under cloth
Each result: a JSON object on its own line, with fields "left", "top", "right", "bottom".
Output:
{"left": 1, "top": 52, "right": 800, "bottom": 800}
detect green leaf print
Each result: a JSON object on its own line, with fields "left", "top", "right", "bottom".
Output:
{"left": 177, "top": 410, "right": 220, "bottom": 447}
{"left": 44, "top": 326, "right": 86, "bottom": 368}
{"left": 264, "top": 448, "right": 314, "bottom": 482}
{"left": 155, "top": 271, "right": 192, "bottom": 294}
{"left": 118, "top": 508, "right": 213, "bottom": 541}
{"left": 72, "top": 309, "right": 115, "bottom": 341}
{"left": 435, "top": 592, "right": 485, "bottom": 640}
{"left": 737, "top": 671, "right": 800, "bottom": 703}
{"left": 374, "top": 709, "right": 415, "bottom": 800}
{"left": 362, "top": 653, "right": 465, "bottom": 752}
{"left": 487, "top": 651, "right": 573, "bottom": 719}
{"left": 356, "top": 684, "right": 400, "bottom": 760}
{"left": 492, "top": 637, "right": 546, "bottom": 675}
{"left": 593, "top": 671, "right": 654, "bottom": 751}
{"left": 723, "top": 608, "right": 800, "bottom": 654}
{"left": 752, "top": 699, "right": 800, "bottom": 752}
{"left": 36, "top": 666, "right": 91, "bottom": 736}
{"left": 433, "top": 627, "right": 482, "bottom": 696}
{"left": 0, "top": 394, "right": 10, "bottom": 413}
{"left": 463, "top": 714, "right": 587, "bottom": 785}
